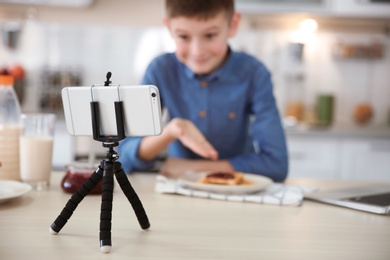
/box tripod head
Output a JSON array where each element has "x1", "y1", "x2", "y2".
[{"x1": 102, "y1": 141, "x2": 120, "y2": 162}]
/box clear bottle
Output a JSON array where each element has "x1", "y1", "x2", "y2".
[
  {"x1": 0, "y1": 73, "x2": 22, "y2": 180},
  {"x1": 283, "y1": 42, "x2": 306, "y2": 126}
]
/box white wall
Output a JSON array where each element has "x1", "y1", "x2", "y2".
[
  {"x1": 1, "y1": 0, "x2": 390, "y2": 126},
  {"x1": 231, "y1": 28, "x2": 390, "y2": 126},
  {"x1": 0, "y1": 0, "x2": 165, "y2": 27}
]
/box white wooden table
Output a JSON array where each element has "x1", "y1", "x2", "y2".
[{"x1": 0, "y1": 172, "x2": 389, "y2": 259}]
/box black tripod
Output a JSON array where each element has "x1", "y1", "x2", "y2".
[{"x1": 50, "y1": 73, "x2": 150, "y2": 253}]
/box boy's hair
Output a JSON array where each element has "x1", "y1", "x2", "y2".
[{"x1": 165, "y1": 0, "x2": 235, "y2": 21}]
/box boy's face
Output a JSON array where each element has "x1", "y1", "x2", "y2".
[{"x1": 165, "y1": 11, "x2": 240, "y2": 76}]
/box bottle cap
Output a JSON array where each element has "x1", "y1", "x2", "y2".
[{"x1": 0, "y1": 75, "x2": 14, "y2": 86}]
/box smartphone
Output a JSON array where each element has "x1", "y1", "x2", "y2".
[{"x1": 61, "y1": 85, "x2": 162, "y2": 137}]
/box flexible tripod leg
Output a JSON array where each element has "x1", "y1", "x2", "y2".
[
  {"x1": 114, "y1": 161, "x2": 150, "y2": 230},
  {"x1": 50, "y1": 163, "x2": 104, "y2": 234},
  {"x1": 99, "y1": 160, "x2": 114, "y2": 253}
]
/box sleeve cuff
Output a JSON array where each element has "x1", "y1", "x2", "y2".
[
  {"x1": 118, "y1": 137, "x2": 156, "y2": 173},
  {"x1": 228, "y1": 157, "x2": 249, "y2": 173}
]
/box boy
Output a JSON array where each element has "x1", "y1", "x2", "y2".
[{"x1": 118, "y1": 0, "x2": 288, "y2": 182}]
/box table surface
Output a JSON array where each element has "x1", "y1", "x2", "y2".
[{"x1": 1, "y1": 172, "x2": 389, "y2": 260}]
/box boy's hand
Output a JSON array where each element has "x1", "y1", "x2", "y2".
[
  {"x1": 160, "y1": 158, "x2": 195, "y2": 178},
  {"x1": 166, "y1": 118, "x2": 218, "y2": 160},
  {"x1": 160, "y1": 158, "x2": 235, "y2": 179}
]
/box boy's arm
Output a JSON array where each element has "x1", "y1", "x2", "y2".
[
  {"x1": 228, "y1": 67, "x2": 288, "y2": 182},
  {"x1": 118, "y1": 118, "x2": 219, "y2": 174}
]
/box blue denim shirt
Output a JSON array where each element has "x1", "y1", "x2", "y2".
[{"x1": 118, "y1": 50, "x2": 288, "y2": 182}]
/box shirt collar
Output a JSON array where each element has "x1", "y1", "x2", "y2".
[{"x1": 176, "y1": 47, "x2": 235, "y2": 82}]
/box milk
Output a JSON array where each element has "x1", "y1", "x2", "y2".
[
  {"x1": 19, "y1": 136, "x2": 53, "y2": 185},
  {"x1": 0, "y1": 125, "x2": 22, "y2": 180}
]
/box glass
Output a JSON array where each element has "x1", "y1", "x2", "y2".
[{"x1": 19, "y1": 113, "x2": 56, "y2": 190}]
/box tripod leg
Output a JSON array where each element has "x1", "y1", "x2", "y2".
[
  {"x1": 114, "y1": 161, "x2": 151, "y2": 230},
  {"x1": 99, "y1": 161, "x2": 114, "y2": 253},
  {"x1": 50, "y1": 163, "x2": 104, "y2": 234}
]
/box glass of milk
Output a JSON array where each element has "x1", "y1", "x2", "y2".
[{"x1": 19, "y1": 113, "x2": 56, "y2": 190}]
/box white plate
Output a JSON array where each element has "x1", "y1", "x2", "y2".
[
  {"x1": 0, "y1": 180, "x2": 32, "y2": 204},
  {"x1": 177, "y1": 171, "x2": 273, "y2": 195}
]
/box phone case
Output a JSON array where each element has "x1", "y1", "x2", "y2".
[{"x1": 62, "y1": 85, "x2": 162, "y2": 137}]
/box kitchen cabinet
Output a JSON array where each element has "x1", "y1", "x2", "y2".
[
  {"x1": 331, "y1": 0, "x2": 390, "y2": 18},
  {"x1": 52, "y1": 125, "x2": 108, "y2": 169},
  {"x1": 287, "y1": 136, "x2": 341, "y2": 179},
  {"x1": 236, "y1": 0, "x2": 390, "y2": 18},
  {"x1": 339, "y1": 138, "x2": 390, "y2": 181},
  {"x1": 236, "y1": 0, "x2": 330, "y2": 15},
  {"x1": 0, "y1": 0, "x2": 94, "y2": 7},
  {"x1": 286, "y1": 129, "x2": 390, "y2": 181},
  {"x1": 52, "y1": 120, "x2": 75, "y2": 170}
]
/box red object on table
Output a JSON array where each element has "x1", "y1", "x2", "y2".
[{"x1": 61, "y1": 164, "x2": 103, "y2": 194}]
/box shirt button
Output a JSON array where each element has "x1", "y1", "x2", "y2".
[
  {"x1": 199, "y1": 110, "x2": 207, "y2": 118},
  {"x1": 228, "y1": 112, "x2": 236, "y2": 119},
  {"x1": 200, "y1": 81, "x2": 208, "y2": 88}
]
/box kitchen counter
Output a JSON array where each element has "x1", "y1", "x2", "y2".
[{"x1": 285, "y1": 124, "x2": 390, "y2": 139}]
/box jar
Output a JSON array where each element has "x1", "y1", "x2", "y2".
[
  {"x1": 316, "y1": 94, "x2": 335, "y2": 126},
  {"x1": 61, "y1": 163, "x2": 103, "y2": 194},
  {"x1": 284, "y1": 73, "x2": 305, "y2": 124},
  {"x1": 0, "y1": 73, "x2": 22, "y2": 180}
]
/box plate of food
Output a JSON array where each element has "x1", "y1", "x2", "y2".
[
  {"x1": 0, "y1": 180, "x2": 32, "y2": 204},
  {"x1": 177, "y1": 171, "x2": 273, "y2": 195}
]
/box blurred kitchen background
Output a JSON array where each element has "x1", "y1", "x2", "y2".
[{"x1": 1, "y1": 0, "x2": 389, "y2": 180}]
